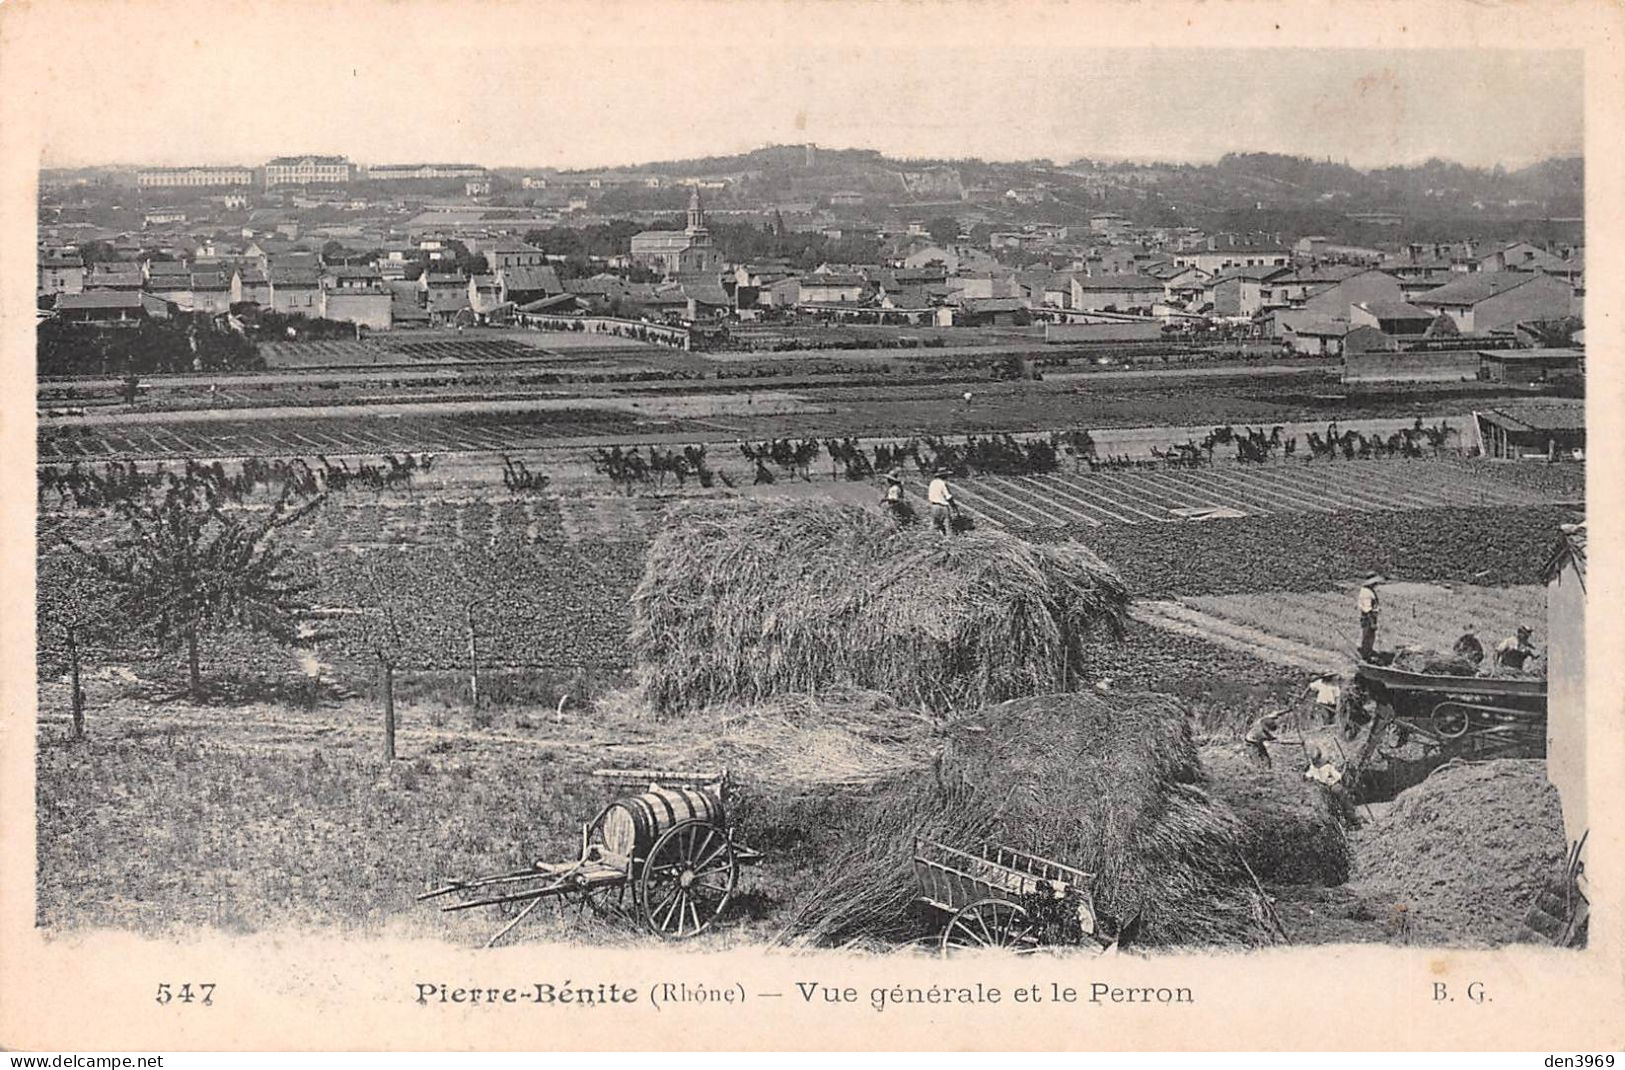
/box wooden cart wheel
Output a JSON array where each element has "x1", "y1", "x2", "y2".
[
  {"x1": 1433, "y1": 702, "x2": 1472, "y2": 740},
  {"x1": 940, "y1": 898, "x2": 1038, "y2": 955},
  {"x1": 639, "y1": 820, "x2": 737, "y2": 939}
]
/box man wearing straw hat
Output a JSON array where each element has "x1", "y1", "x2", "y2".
[
  {"x1": 881, "y1": 468, "x2": 910, "y2": 526},
  {"x1": 1356, "y1": 572, "x2": 1384, "y2": 659},
  {"x1": 926, "y1": 471, "x2": 958, "y2": 537}
]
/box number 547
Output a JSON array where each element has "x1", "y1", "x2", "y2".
[{"x1": 155, "y1": 983, "x2": 214, "y2": 1006}]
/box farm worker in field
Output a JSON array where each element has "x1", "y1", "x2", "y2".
[
  {"x1": 927, "y1": 473, "x2": 957, "y2": 536},
  {"x1": 1308, "y1": 675, "x2": 1341, "y2": 724},
  {"x1": 1453, "y1": 630, "x2": 1486, "y2": 667},
  {"x1": 1302, "y1": 744, "x2": 1358, "y2": 825},
  {"x1": 881, "y1": 469, "x2": 909, "y2": 525},
  {"x1": 1243, "y1": 711, "x2": 1284, "y2": 768},
  {"x1": 1493, "y1": 626, "x2": 1539, "y2": 673},
  {"x1": 1356, "y1": 573, "x2": 1384, "y2": 658}
]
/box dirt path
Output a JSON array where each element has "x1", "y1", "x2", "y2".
[{"x1": 1131, "y1": 601, "x2": 1347, "y2": 674}]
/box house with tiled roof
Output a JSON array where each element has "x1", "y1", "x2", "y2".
[
  {"x1": 1171, "y1": 245, "x2": 1291, "y2": 274},
  {"x1": 86, "y1": 264, "x2": 145, "y2": 291},
  {"x1": 1413, "y1": 272, "x2": 1575, "y2": 334},
  {"x1": 54, "y1": 290, "x2": 172, "y2": 326},
  {"x1": 497, "y1": 265, "x2": 563, "y2": 306},
  {"x1": 268, "y1": 266, "x2": 322, "y2": 316},
  {"x1": 231, "y1": 267, "x2": 272, "y2": 306},
  {"x1": 1474, "y1": 241, "x2": 1566, "y2": 275},
  {"x1": 1070, "y1": 273, "x2": 1164, "y2": 314},
  {"x1": 467, "y1": 274, "x2": 504, "y2": 314},
  {"x1": 1297, "y1": 268, "x2": 1405, "y2": 319},
  {"x1": 419, "y1": 271, "x2": 471, "y2": 318},
  {"x1": 38, "y1": 253, "x2": 85, "y2": 296},
  {"x1": 1348, "y1": 300, "x2": 1445, "y2": 339},
  {"x1": 797, "y1": 273, "x2": 869, "y2": 304},
  {"x1": 481, "y1": 239, "x2": 549, "y2": 272},
  {"x1": 323, "y1": 264, "x2": 384, "y2": 291},
  {"x1": 184, "y1": 272, "x2": 234, "y2": 314},
  {"x1": 1205, "y1": 265, "x2": 1291, "y2": 319}
]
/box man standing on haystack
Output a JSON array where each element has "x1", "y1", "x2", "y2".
[
  {"x1": 1356, "y1": 573, "x2": 1384, "y2": 658},
  {"x1": 927, "y1": 472, "x2": 957, "y2": 536}
]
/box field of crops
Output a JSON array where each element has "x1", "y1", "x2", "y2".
[
  {"x1": 37, "y1": 493, "x2": 660, "y2": 685},
  {"x1": 260, "y1": 331, "x2": 656, "y2": 371},
  {"x1": 1050, "y1": 503, "x2": 1577, "y2": 597},
  {"x1": 1135, "y1": 584, "x2": 1547, "y2": 674},
  {"x1": 951, "y1": 460, "x2": 1580, "y2": 529},
  {"x1": 38, "y1": 408, "x2": 713, "y2": 461},
  {"x1": 259, "y1": 340, "x2": 391, "y2": 367},
  {"x1": 383, "y1": 338, "x2": 553, "y2": 362}
]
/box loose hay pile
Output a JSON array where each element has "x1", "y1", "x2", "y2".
[
  {"x1": 630, "y1": 499, "x2": 1130, "y2": 714},
  {"x1": 1390, "y1": 648, "x2": 1480, "y2": 677},
  {"x1": 1357, "y1": 759, "x2": 1566, "y2": 946},
  {"x1": 1200, "y1": 743, "x2": 1352, "y2": 886},
  {"x1": 775, "y1": 692, "x2": 1273, "y2": 949},
  {"x1": 645, "y1": 686, "x2": 936, "y2": 794}
]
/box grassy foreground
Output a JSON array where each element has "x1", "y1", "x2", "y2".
[{"x1": 35, "y1": 686, "x2": 1409, "y2": 949}]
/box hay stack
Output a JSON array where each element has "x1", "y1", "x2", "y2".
[
  {"x1": 1200, "y1": 743, "x2": 1352, "y2": 886},
  {"x1": 776, "y1": 691, "x2": 1272, "y2": 949},
  {"x1": 630, "y1": 499, "x2": 1130, "y2": 714},
  {"x1": 1357, "y1": 758, "x2": 1565, "y2": 946}
]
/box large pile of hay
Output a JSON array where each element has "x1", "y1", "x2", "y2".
[
  {"x1": 630, "y1": 499, "x2": 1130, "y2": 714},
  {"x1": 1356, "y1": 759, "x2": 1566, "y2": 946},
  {"x1": 1200, "y1": 742, "x2": 1352, "y2": 886},
  {"x1": 775, "y1": 691, "x2": 1273, "y2": 949}
]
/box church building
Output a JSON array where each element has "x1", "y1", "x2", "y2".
[{"x1": 630, "y1": 188, "x2": 722, "y2": 277}]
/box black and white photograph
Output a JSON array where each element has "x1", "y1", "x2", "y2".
[{"x1": 1, "y1": 0, "x2": 1621, "y2": 1054}]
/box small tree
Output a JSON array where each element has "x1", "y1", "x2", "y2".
[
  {"x1": 74, "y1": 475, "x2": 322, "y2": 699},
  {"x1": 926, "y1": 216, "x2": 961, "y2": 245}
]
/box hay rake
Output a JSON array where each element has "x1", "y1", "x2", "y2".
[{"x1": 419, "y1": 768, "x2": 762, "y2": 947}]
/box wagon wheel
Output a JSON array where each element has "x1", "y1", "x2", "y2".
[
  {"x1": 1432, "y1": 701, "x2": 1473, "y2": 740},
  {"x1": 639, "y1": 820, "x2": 738, "y2": 939},
  {"x1": 940, "y1": 898, "x2": 1038, "y2": 956}
]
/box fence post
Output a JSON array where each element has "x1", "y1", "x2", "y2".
[
  {"x1": 67, "y1": 625, "x2": 84, "y2": 741},
  {"x1": 382, "y1": 657, "x2": 396, "y2": 760},
  {"x1": 465, "y1": 603, "x2": 480, "y2": 710}
]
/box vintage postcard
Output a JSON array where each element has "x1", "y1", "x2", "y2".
[{"x1": 1, "y1": 0, "x2": 1621, "y2": 1053}]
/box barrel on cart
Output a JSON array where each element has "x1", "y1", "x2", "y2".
[{"x1": 419, "y1": 769, "x2": 761, "y2": 947}]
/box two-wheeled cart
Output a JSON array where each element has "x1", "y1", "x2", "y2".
[
  {"x1": 419, "y1": 768, "x2": 761, "y2": 947},
  {"x1": 912, "y1": 837, "x2": 1111, "y2": 955}
]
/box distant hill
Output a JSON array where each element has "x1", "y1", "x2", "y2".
[{"x1": 550, "y1": 144, "x2": 1583, "y2": 235}]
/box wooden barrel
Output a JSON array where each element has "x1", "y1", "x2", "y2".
[{"x1": 598, "y1": 786, "x2": 723, "y2": 859}]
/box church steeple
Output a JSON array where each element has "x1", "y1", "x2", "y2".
[{"x1": 686, "y1": 186, "x2": 707, "y2": 235}]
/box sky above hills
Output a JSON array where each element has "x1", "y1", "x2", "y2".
[{"x1": 17, "y1": 3, "x2": 1583, "y2": 172}]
